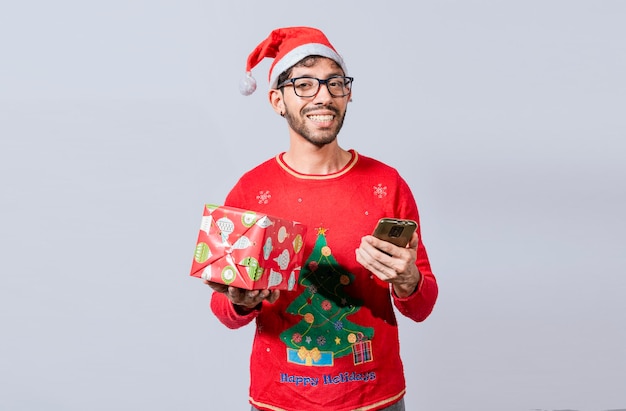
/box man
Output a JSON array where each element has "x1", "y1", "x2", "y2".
[{"x1": 206, "y1": 27, "x2": 438, "y2": 411}]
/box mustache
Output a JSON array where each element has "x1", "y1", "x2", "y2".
[{"x1": 302, "y1": 105, "x2": 339, "y2": 115}]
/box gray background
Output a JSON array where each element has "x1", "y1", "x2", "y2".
[{"x1": 1, "y1": 1, "x2": 625, "y2": 410}]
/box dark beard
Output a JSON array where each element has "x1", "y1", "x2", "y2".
[{"x1": 284, "y1": 105, "x2": 347, "y2": 147}]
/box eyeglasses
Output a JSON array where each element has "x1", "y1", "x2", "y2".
[{"x1": 278, "y1": 76, "x2": 354, "y2": 98}]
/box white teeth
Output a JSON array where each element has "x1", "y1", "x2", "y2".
[{"x1": 308, "y1": 115, "x2": 334, "y2": 122}]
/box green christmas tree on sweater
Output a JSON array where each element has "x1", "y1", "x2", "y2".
[{"x1": 280, "y1": 227, "x2": 374, "y2": 366}]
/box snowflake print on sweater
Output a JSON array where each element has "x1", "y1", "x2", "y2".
[
  {"x1": 257, "y1": 190, "x2": 271, "y2": 204},
  {"x1": 373, "y1": 184, "x2": 387, "y2": 198}
]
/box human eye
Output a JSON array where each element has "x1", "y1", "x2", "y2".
[
  {"x1": 327, "y1": 77, "x2": 345, "y2": 88},
  {"x1": 294, "y1": 78, "x2": 315, "y2": 91}
]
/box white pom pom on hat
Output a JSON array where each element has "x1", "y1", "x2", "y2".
[
  {"x1": 239, "y1": 26, "x2": 348, "y2": 96},
  {"x1": 239, "y1": 72, "x2": 257, "y2": 96}
]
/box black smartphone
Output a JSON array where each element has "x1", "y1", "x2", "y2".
[{"x1": 372, "y1": 218, "x2": 418, "y2": 248}]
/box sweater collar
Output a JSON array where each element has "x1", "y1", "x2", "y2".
[{"x1": 276, "y1": 149, "x2": 358, "y2": 180}]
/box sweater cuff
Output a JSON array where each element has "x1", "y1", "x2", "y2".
[
  {"x1": 392, "y1": 272, "x2": 424, "y2": 301},
  {"x1": 233, "y1": 302, "x2": 262, "y2": 316}
]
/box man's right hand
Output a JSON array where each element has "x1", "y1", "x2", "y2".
[{"x1": 204, "y1": 280, "x2": 280, "y2": 311}]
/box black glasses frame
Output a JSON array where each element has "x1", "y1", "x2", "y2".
[{"x1": 278, "y1": 76, "x2": 354, "y2": 98}]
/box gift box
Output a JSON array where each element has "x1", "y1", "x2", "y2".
[
  {"x1": 190, "y1": 204, "x2": 307, "y2": 290},
  {"x1": 352, "y1": 333, "x2": 373, "y2": 365}
]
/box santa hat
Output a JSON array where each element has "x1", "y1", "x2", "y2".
[{"x1": 239, "y1": 26, "x2": 348, "y2": 96}]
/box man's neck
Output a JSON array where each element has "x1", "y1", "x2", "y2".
[{"x1": 282, "y1": 143, "x2": 352, "y2": 175}]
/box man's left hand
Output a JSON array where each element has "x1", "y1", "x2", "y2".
[{"x1": 355, "y1": 231, "x2": 421, "y2": 298}]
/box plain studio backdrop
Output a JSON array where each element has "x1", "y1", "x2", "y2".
[{"x1": 1, "y1": 1, "x2": 624, "y2": 410}]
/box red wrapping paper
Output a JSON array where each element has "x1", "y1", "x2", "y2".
[{"x1": 190, "y1": 204, "x2": 307, "y2": 290}]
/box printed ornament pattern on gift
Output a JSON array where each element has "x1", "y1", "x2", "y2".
[{"x1": 190, "y1": 204, "x2": 307, "y2": 290}]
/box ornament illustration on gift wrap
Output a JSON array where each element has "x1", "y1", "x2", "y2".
[
  {"x1": 216, "y1": 216, "x2": 235, "y2": 243},
  {"x1": 277, "y1": 226, "x2": 289, "y2": 243},
  {"x1": 263, "y1": 237, "x2": 273, "y2": 260},
  {"x1": 292, "y1": 234, "x2": 303, "y2": 254},
  {"x1": 231, "y1": 235, "x2": 253, "y2": 250},
  {"x1": 194, "y1": 242, "x2": 211, "y2": 263},
  {"x1": 200, "y1": 266, "x2": 214, "y2": 281},
  {"x1": 288, "y1": 270, "x2": 297, "y2": 291},
  {"x1": 274, "y1": 249, "x2": 291, "y2": 270},
  {"x1": 256, "y1": 216, "x2": 273, "y2": 229},
  {"x1": 200, "y1": 215, "x2": 213, "y2": 235},
  {"x1": 240, "y1": 256, "x2": 263, "y2": 281},
  {"x1": 221, "y1": 265, "x2": 237, "y2": 284},
  {"x1": 268, "y1": 269, "x2": 283, "y2": 287},
  {"x1": 241, "y1": 211, "x2": 257, "y2": 227}
]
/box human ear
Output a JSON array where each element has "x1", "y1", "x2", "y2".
[{"x1": 269, "y1": 89, "x2": 285, "y2": 116}]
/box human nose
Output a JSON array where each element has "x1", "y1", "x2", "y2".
[{"x1": 311, "y1": 80, "x2": 333, "y2": 102}]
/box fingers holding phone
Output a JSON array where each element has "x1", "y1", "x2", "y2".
[
  {"x1": 369, "y1": 231, "x2": 419, "y2": 258},
  {"x1": 355, "y1": 218, "x2": 421, "y2": 296},
  {"x1": 372, "y1": 218, "x2": 418, "y2": 252}
]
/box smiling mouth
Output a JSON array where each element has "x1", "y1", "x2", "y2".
[{"x1": 307, "y1": 114, "x2": 334, "y2": 122}]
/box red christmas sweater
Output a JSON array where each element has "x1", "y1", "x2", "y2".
[{"x1": 210, "y1": 150, "x2": 438, "y2": 411}]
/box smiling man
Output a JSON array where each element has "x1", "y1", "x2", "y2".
[{"x1": 205, "y1": 27, "x2": 438, "y2": 411}]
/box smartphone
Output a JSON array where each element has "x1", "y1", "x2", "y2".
[{"x1": 372, "y1": 218, "x2": 418, "y2": 248}]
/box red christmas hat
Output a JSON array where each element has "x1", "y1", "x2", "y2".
[{"x1": 239, "y1": 26, "x2": 347, "y2": 96}]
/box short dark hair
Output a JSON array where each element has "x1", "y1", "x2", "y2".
[{"x1": 276, "y1": 55, "x2": 344, "y2": 89}]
